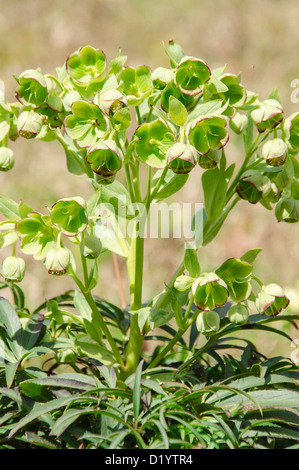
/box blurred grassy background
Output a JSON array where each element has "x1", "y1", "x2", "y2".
[{"x1": 0, "y1": 0, "x2": 299, "y2": 357}]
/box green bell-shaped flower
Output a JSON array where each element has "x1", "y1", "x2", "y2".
[
  {"x1": 197, "y1": 149, "x2": 221, "y2": 169},
  {"x1": 17, "y1": 110, "x2": 44, "y2": 139},
  {"x1": 15, "y1": 68, "x2": 48, "y2": 108},
  {"x1": 196, "y1": 310, "x2": 220, "y2": 335},
  {"x1": 256, "y1": 283, "x2": 289, "y2": 316},
  {"x1": 275, "y1": 196, "x2": 299, "y2": 223},
  {"x1": 228, "y1": 304, "x2": 249, "y2": 325},
  {"x1": 216, "y1": 257, "x2": 253, "y2": 303},
  {"x1": 66, "y1": 46, "x2": 106, "y2": 85},
  {"x1": 81, "y1": 233, "x2": 102, "y2": 259},
  {"x1": 175, "y1": 56, "x2": 211, "y2": 96},
  {"x1": 86, "y1": 139, "x2": 123, "y2": 177},
  {"x1": 166, "y1": 142, "x2": 197, "y2": 174},
  {"x1": 134, "y1": 119, "x2": 175, "y2": 168},
  {"x1": 120, "y1": 65, "x2": 152, "y2": 106},
  {"x1": 251, "y1": 99, "x2": 283, "y2": 133},
  {"x1": 64, "y1": 100, "x2": 107, "y2": 148},
  {"x1": 45, "y1": 246, "x2": 71, "y2": 275},
  {"x1": 16, "y1": 212, "x2": 56, "y2": 260},
  {"x1": 0, "y1": 148, "x2": 14, "y2": 172},
  {"x1": 236, "y1": 170, "x2": 265, "y2": 204},
  {"x1": 188, "y1": 115, "x2": 229, "y2": 155},
  {"x1": 50, "y1": 197, "x2": 88, "y2": 237},
  {"x1": 192, "y1": 272, "x2": 228, "y2": 311},
  {"x1": 2, "y1": 256, "x2": 25, "y2": 282},
  {"x1": 151, "y1": 67, "x2": 174, "y2": 91},
  {"x1": 262, "y1": 138, "x2": 287, "y2": 167}
]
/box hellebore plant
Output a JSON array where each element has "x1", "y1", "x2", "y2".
[{"x1": 0, "y1": 42, "x2": 298, "y2": 449}]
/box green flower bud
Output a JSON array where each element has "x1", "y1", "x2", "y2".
[
  {"x1": 45, "y1": 247, "x2": 71, "y2": 275},
  {"x1": 229, "y1": 113, "x2": 248, "y2": 134},
  {"x1": 262, "y1": 138, "x2": 287, "y2": 167},
  {"x1": 256, "y1": 283, "x2": 289, "y2": 317},
  {"x1": 86, "y1": 139, "x2": 123, "y2": 177},
  {"x1": 0, "y1": 148, "x2": 15, "y2": 172},
  {"x1": 81, "y1": 234, "x2": 102, "y2": 259},
  {"x1": 196, "y1": 310, "x2": 220, "y2": 335},
  {"x1": 228, "y1": 304, "x2": 249, "y2": 325},
  {"x1": 2, "y1": 256, "x2": 25, "y2": 282},
  {"x1": 166, "y1": 142, "x2": 197, "y2": 174},
  {"x1": 192, "y1": 272, "x2": 228, "y2": 311},
  {"x1": 17, "y1": 110, "x2": 43, "y2": 139}
]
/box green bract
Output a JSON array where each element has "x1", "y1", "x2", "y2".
[
  {"x1": 188, "y1": 115, "x2": 229, "y2": 155},
  {"x1": 66, "y1": 45, "x2": 106, "y2": 85},
  {"x1": 196, "y1": 310, "x2": 220, "y2": 335},
  {"x1": 1, "y1": 256, "x2": 25, "y2": 282},
  {"x1": 16, "y1": 212, "x2": 56, "y2": 260},
  {"x1": 0, "y1": 147, "x2": 14, "y2": 172},
  {"x1": 166, "y1": 142, "x2": 197, "y2": 174},
  {"x1": 64, "y1": 100, "x2": 107, "y2": 147},
  {"x1": 50, "y1": 197, "x2": 88, "y2": 237},
  {"x1": 120, "y1": 65, "x2": 152, "y2": 106},
  {"x1": 45, "y1": 246, "x2": 71, "y2": 275},
  {"x1": 86, "y1": 139, "x2": 123, "y2": 176},
  {"x1": 15, "y1": 69, "x2": 48, "y2": 108},
  {"x1": 256, "y1": 283, "x2": 290, "y2": 316},
  {"x1": 192, "y1": 272, "x2": 228, "y2": 311},
  {"x1": 135, "y1": 119, "x2": 175, "y2": 168},
  {"x1": 175, "y1": 56, "x2": 211, "y2": 96}
]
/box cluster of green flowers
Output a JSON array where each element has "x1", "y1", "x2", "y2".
[
  {"x1": 175, "y1": 253, "x2": 289, "y2": 334},
  {"x1": 0, "y1": 195, "x2": 101, "y2": 282},
  {"x1": 0, "y1": 42, "x2": 298, "y2": 218},
  {"x1": 0, "y1": 43, "x2": 298, "y2": 270}
]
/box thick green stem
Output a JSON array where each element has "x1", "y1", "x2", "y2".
[{"x1": 125, "y1": 225, "x2": 145, "y2": 374}]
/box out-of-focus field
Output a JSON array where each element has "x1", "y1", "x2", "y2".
[{"x1": 0, "y1": 0, "x2": 299, "y2": 358}]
